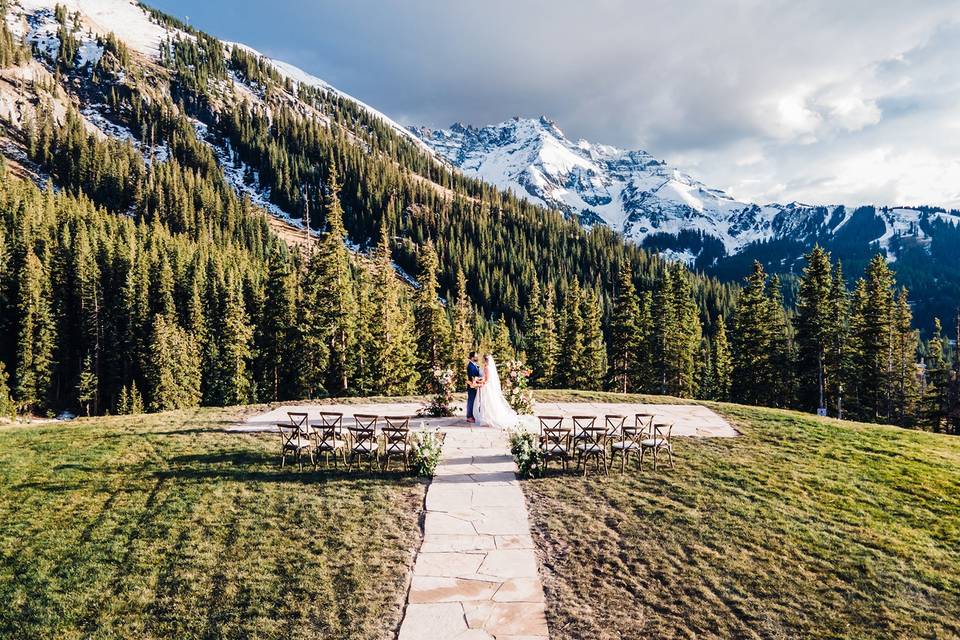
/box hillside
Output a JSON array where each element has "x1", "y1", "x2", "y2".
[
  {"x1": 0, "y1": 0, "x2": 743, "y2": 417},
  {"x1": 1, "y1": 395, "x2": 958, "y2": 638},
  {"x1": 414, "y1": 117, "x2": 960, "y2": 329},
  {"x1": 0, "y1": 0, "x2": 733, "y2": 325}
]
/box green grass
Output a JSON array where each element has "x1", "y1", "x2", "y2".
[
  {"x1": 521, "y1": 394, "x2": 960, "y2": 639},
  {"x1": 0, "y1": 407, "x2": 426, "y2": 640}
]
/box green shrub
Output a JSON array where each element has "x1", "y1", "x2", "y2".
[
  {"x1": 410, "y1": 429, "x2": 444, "y2": 477},
  {"x1": 509, "y1": 429, "x2": 542, "y2": 478}
]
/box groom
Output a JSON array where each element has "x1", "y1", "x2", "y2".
[{"x1": 466, "y1": 351, "x2": 484, "y2": 423}]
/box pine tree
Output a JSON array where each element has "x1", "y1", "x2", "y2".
[
  {"x1": 76, "y1": 354, "x2": 97, "y2": 416},
  {"x1": 490, "y1": 317, "x2": 514, "y2": 366},
  {"x1": 128, "y1": 379, "x2": 144, "y2": 414},
  {"x1": 116, "y1": 383, "x2": 131, "y2": 415},
  {"x1": 794, "y1": 246, "x2": 834, "y2": 412},
  {"x1": 652, "y1": 268, "x2": 676, "y2": 395},
  {"x1": 581, "y1": 286, "x2": 607, "y2": 392},
  {"x1": 450, "y1": 268, "x2": 474, "y2": 389},
  {"x1": 351, "y1": 266, "x2": 376, "y2": 396},
  {"x1": 636, "y1": 290, "x2": 655, "y2": 392},
  {"x1": 608, "y1": 267, "x2": 641, "y2": 393},
  {"x1": 948, "y1": 313, "x2": 960, "y2": 434},
  {"x1": 309, "y1": 168, "x2": 355, "y2": 394},
  {"x1": 525, "y1": 279, "x2": 558, "y2": 388},
  {"x1": 558, "y1": 282, "x2": 585, "y2": 388},
  {"x1": 414, "y1": 241, "x2": 452, "y2": 391},
  {"x1": 848, "y1": 255, "x2": 895, "y2": 421},
  {"x1": 217, "y1": 279, "x2": 254, "y2": 406},
  {"x1": 146, "y1": 314, "x2": 201, "y2": 412},
  {"x1": 825, "y1": 262, "x2": 850, "y2": 418},
  {"x1": 15, "y1": 249, "x2": 56, "y2": 414},
  {"x1": 923, "y1": 317, "x2": 947, "y2": 431},
  {"x1": 368, "y1": 224, "x2": 419, "y2": 395},
  {"x1": 666, "y1": 264, "x2": 701, "y2": 398},
  {"x1": 711, "y1": 314, "x2": 732, "y2": 401},
  {"x1": 767, "y1": 275, "x2": 794, "y2": 407},
  {"x1": 891, "y1": 288, "x2": 919, "y2": 425},
  {"x1": 0, "y1": 361, "x2": 14, "y2": 418},
  {"x1": 258, "y1": 248, "x2": 300, "y2": 400},
  {"x1": 732, "y1": 261, "x2": 775, "y2": 407}
]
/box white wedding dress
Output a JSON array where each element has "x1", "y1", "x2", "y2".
[{"x1": 475, "y1": 356, "x2": 519, "y2": 428}]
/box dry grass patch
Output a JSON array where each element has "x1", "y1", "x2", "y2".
[
  {"x1": 521, "y1": 395, "x2": 960, "y2": 639},
  {"x1": 0, "y1": 406, "x2": 426, "y2": 640}
]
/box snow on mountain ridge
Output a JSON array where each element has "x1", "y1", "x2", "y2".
[
  {"x1": 411, "y1": 116, "x2": 960, "y2": 262},
  {"x1": 412, "y1": 116, "x2": 774, "y2": 254}
]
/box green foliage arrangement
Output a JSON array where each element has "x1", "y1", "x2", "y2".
[
  {"x1": 410, "y1": 429, "x2": 444, "y2": 478},
  {"x1": 508, "y1": 429, "x2": 542, "y2": 479}
]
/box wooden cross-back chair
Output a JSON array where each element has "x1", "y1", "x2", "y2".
[
  {"x1": 315, "y1": 412, "x2": 346, "y2": 467},
  {"x1": 604, "y1": 414, "x2": 627, "y2": 438},
  {"x1": 538, "y1": 416, "x2": 571, "y2": 473},
  {"x1": 609, "y1": 415, "x2": 645, "y2": 473},
  {"x1": 278, "y1": 412, "x2": 314, "y2": 470},
  {"x1": 634, "y1": 413, "x2": 655, "y2": 437},
  {"x1": 348, "y1": 414, "x2": 380, "y2": 471},
  {"x1": 640, "y1": 421, "x2": 674, "y2": 470},
  {"x1": 381, "y1": 416, "x2": 411, "y2": 471},
  {"x1": 572, "y1": 416, "x2": 608, "y2": 476}
]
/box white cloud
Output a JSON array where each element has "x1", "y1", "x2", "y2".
[{"x1": 154, "y1": 0, "x2": 960, "y2": 208}]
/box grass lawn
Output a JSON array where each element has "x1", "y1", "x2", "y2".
[
  {"x1": 521, "y1": 394, "x2": 960, "y2": 639},
  {"x1": 0, "y1": 406, "x2": 426, "y2": 640}
]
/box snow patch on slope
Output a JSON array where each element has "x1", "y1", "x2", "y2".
[{"x1": 18, "y1": 0, "x2": 169, "y2": 57}]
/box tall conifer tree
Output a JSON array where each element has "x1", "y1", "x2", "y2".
[
  {"x1": 608, "y1": 267, "x2": 641, "y2": 393},
  {"x1": 414, "y1": 241, "x2": 452, "y2": 391},
  {"x1": 581, "y1": 285, "x2": 607, "y2": 392},
  {"x1": 794, "y1": 246, "x2": 834, "y2": 412}
]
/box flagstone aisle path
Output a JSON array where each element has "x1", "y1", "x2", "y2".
[{"x1": 398, "y1": 427, "x2": 549, "y2": 640}]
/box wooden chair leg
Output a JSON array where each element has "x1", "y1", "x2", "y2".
[{"x1": 668, "y1": 446, "x2": 674, "y2": 469}]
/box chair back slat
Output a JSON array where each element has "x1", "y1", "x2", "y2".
[
  {"x1": 604, "y1": 414, "x2": 627, "y2": 437},
  {"x1": 572, "y1": 415, "x2": 596, "y2": 441},
  {"x1": 287, "y1": 412, "x2": 308, "y2": 427},
  {"x1": 537, "y1": 416, "x2": 563, "y2": 436},
  {"x1": 635, "y1": 413, "x2": 655, "y2": 436},
  {"x1": 352, "y1": 414, "x2": 378, "y2": 432},
  {"x1": 382, "y1": 416, "x2": 411, "y2": 444},
  {"x1": 541, "y1": 426, "x2": 570, "y2": 449},
  {"x1": 316, "y1": 412, "x2": 343, "y2": 441},
  {"x1": 652, "y1": 421, "x2": 673, "y2": 442},
  {"x1": 277, "y1": 422, "x2": 300, "y2": 447}
]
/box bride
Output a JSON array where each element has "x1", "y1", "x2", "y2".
[{"x1": 475, "y1": 355, "x2": 519, "y2": 428}]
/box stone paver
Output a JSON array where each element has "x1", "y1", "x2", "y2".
[
  {"x1": 232, "y1": 401, "x2": 737, "y2": 437},
  {"x1": 398, "y1": 427, "x2": 549, "y2": 640}
]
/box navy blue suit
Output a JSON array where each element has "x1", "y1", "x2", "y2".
[{"x1": 466, "y1": 361, "x2": 481, "y2": 418}]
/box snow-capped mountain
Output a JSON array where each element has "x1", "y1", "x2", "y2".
[{"x1": 412, "y1": 117, "x2": 960, "y2": 266}]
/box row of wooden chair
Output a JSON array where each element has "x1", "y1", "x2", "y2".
[
  {"x1": 537, "y1": 413, "x2": 674, "y2": 476},
  {"x1": 277, "y1": 412, "x2": 414, "y2": 471}
]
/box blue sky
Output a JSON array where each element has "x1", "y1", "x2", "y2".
[{"x1": 147, "y1": 0, "x2": 960, "y2": 208}]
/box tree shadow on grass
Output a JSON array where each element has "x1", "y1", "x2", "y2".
[{"x1": 153, "y1": 450, "x2": 422, "y2": 485}]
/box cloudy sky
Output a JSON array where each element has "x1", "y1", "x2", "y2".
[{"x1": 150, "y1": 0, "x2": 960, "y2": 208}]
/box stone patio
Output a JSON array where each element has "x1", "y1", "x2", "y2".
[
  {"x1": 230, "y1": 401, "x2": 738, "y2": 438},
  {"x1": 398, "y1": 427, "x2": 549, "y2": 640}
]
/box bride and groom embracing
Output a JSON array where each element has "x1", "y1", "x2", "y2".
[{"x1": 465, "y1": 351, "x2": 518, "y2": 428}]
